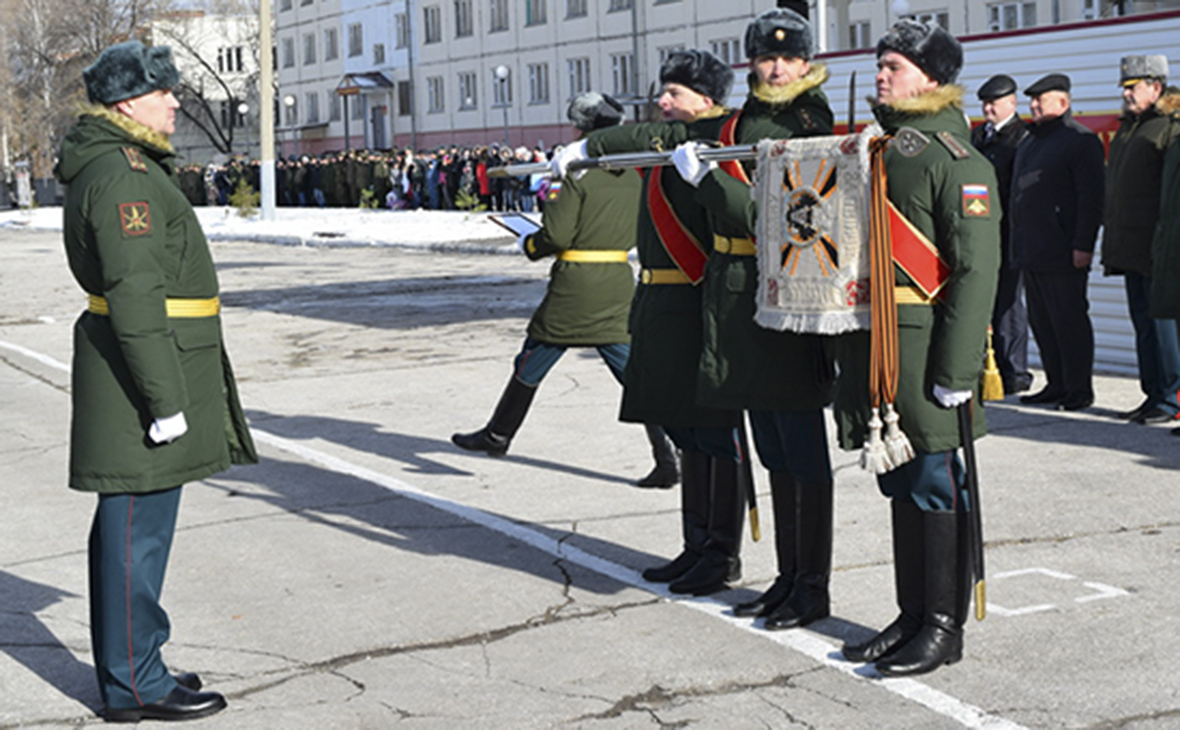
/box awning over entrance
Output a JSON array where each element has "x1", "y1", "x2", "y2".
[{"x1": 336, "y1": 72, "x2": 394, "y2": 96}]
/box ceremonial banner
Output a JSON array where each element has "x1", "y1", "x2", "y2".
[{"x1": 753, "y1": 125, "x2": 881, "y2": 334}]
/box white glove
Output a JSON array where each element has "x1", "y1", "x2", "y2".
[
  {"x1": 149, "y1": 412, "x2": 188, "y2": 444},
  {"x1": 933, "y1": 385, "x2": 973, "y2": 409},
  {"x1": 671, "y1": 142, "x2": 716, "y2": 187},
  {"x1": 550, "y1": 140, "x2": 588, "y2": 179}
]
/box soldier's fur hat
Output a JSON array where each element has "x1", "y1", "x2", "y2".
[
  {"x1": 876, "y1": 20, "x2": 962, "y2": 86},
  {"x1": 744, "y1": 8, "x2": 814, "y2": 61},
  {"x1": 660, "y1": 50, "x2": 734, "y2": 106},
  {"x1": 567, "y1": 92, "x2": 625, "y2": 132},
  {"x1": 1120, "y1": 55, "x2": 1169, "y2": 87},
  {"x1": 84, "y1": 41, "x2": 181, "y2": 105}
]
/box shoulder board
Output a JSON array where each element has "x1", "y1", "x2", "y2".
[
  {"x1": 892, "y1": 127, "x2": 930, "y2": 157},
  {"x1": 122, "y1": 147, "x2": 149, "y2": 173},
  {"x1": 796, "y1": 107, "x2": 819, "y2": 132},
  {"x1": 935, "y1": 131, "x2": 972, "y2": 160}
]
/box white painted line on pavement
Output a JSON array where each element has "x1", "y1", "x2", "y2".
[{"x1": 1, "y1": 338, "x2": 1026, "y2": 730}]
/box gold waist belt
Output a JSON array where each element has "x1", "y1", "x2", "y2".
[
  {"x1": 557, "y1": 250, "x2": 629, "y2": 263},
  {"x1": 894, "y1": 286, "x2": 935, "y2": 306},
  {"x1": 639, "y1": 268, "x2": 692, "y2": 285},
  {"x1": 713, "y1": 235, "x2": 757, "y2": 256},
  {"x1": 88, "y1": 294, "x2": 221, "y2": 318}
]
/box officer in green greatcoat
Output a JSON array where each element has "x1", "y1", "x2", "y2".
[
  {"x1": 835, "y1": 21, "x2": 1000, "y2": 677},
  {"x1": 665, "y1": 8, "x2": 837, "y2": 631},
  {"x1": 554, "y1": 52, "x2": 747, "y2": 596},
  {"x1": 452, "y1": 93, "x2": 679, "y2": 487},
  {"x1": 54, "y1": 40, "x2": 257, "y2": 722}
]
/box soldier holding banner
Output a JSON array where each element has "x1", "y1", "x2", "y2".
[{"x1": 833, "y1": 21, "x2": 1000, "y2": 677}]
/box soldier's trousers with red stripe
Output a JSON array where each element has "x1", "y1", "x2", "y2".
[{"x1": 88, "y1": 487, "x2": 183, "y2": 710}]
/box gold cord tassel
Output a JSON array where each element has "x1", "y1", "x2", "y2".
[
  {"x1": 981, "y1": 328, "x2": 1004, "y2": 402},
  {"x1": 860, "y1": 406, "x2": 892, "y2": 474}
]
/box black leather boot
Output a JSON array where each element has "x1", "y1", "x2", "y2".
[
  {"x1": 733, "y1": 471, "x2": 797, "y2": 618},
  {"x1": 843, "y1": 500, "x2": 924, "y2": 662},
  {"x1": 876, "y1": 510, "x2": 965, "y2": 677},
  {"x1": 764, "y1": 477, "x2": 833, "y2": 630},
  {"x1": 451, "y1": 378, "x2": 537, "y2": 456},
  {"x1": 643, "y1": 449, "x2": 710, "y2": 582},
  {"x1": 669, "y1": 455, "x2": 743, "y2": 595},
  {"x1": 635, "y1": 424, "x2": 680, "y2": 489}
]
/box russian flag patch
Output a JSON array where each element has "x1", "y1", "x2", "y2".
[{"x1": 961, "y1": 184, "x2": 991, "y2": 217}]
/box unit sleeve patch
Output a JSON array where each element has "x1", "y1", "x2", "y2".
[
  {"x1": 119, "y1": 202, "x2": 152, "y2": 236},
  {"x1": 961, "y1": 184, "x2": 991, "y2": 217}
]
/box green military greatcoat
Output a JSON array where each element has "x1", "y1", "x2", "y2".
[
  {"x1": 524, "y1": 167, "x2": 641, "y2": 345},
  {"x1": 833, "y1": 86, "x2": 1000, "y2": 454},
  {"x1": 55, "y1": 107, "x2": 257, "y2": 493}
]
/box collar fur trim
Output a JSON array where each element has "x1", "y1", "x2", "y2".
[
  {"x1": 751, "y1": 63, "x2": 829, "y2": 107},
  {"x1": 81, "y1": 103, "x2": 174, "y2": 154},
  {"x1": 1157, "y1": 93, "x2": 1180, "y2": 115},
  {"x1": 875, "y1": 84, "x2": 964, "y2": 115},
  {"x1": 692, "y1": 105, "x2": 731, "y2": 122}
]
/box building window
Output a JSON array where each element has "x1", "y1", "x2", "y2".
[
  {"x1": 986, "y1": 1, "x2": 1037, "y2": 30},
  {"x1": 351, "y1": 94, "x2": 365, "y2": 120},
  {"x1": 329, "y1": 94, "x2": 341, "y2": 121},
  {"x1": 489, "y1": 0, "x2": 509, "y2": 32},
  {"x1": 459, "y1": 72, "x2": 478, "y2": 109},
  {"x1": 300, "y1": 0, "x2": 312, "y2": 7},
  {"x1": 528, "y1": 62, "x2": 550, "y2": 104},
  {"x1": 708, "y1": 38, "x2": 740, "y2": 65},
  {"x1": 492, "y1": 68, "x2": 512, "y2": 105},
  {"x1": 217, "y1": 47, "x2": 244, "y2": 74},
  {"x1": 566, "y1": 0, "x2": 586, "y2": 17},
  {"x1": 284, "y1": 96, "x2": 298, "y2": 126},
  {"x1": 848, "y1": 21, "x2": 871, "y2": 49},
  {"x1": 305, "y1": 92, "x2": 320, "y2": 123},
  {"x1": 654, "y1": 0, "x2": 680, "y2": 4},
  {"x1": 608, "y1": 0, "x2": 632, "y2": 10},
  {"x1": 901, "y1": 11, "x2": 950, "y2": 29},
  {"x1": 567, "y1": 57, "x2": 590, "y2": 98},
  {"x1": 281, "y1": 37, "x2": 295, "y2": 68},
  {"x1": 428, "y1": 76, "x2": 445, "y2": 113},
  {"x1": 347, "y1": 23, "x2": 363, "y2": 57},
  {"x1": 455, "y1": 0, "x2": 473, "y2": 36},
  {"x1": 658, "y1": 45, "x2": 686, "y2": 65},
  {"x1": 279, "y1": 0, "x2": 291, "y2": 10},
  {"x1": 611, "y1": 52, "x2": 635, "y2": 96},
  {"x1": 324, "y1": 28, "x2": 338, "y2": 61},
  {"x1": 424, "y1": 5, "x2": 442, "y2": 43},
  {"x1": 373, "y1": 43, "x2": 385, "y2": 65},
  {"x1": 302, "y1": 32, "x2": 316, "y2": 65},
  {"x1": 526, "y1": 0, "x2": 547, "y2": 25},
  {"x1": 395, "y1": 14, "x2": 409, "y2": 48},
  {"x1": 398, "y1": 81, "x2": 413, "y2": 116}
]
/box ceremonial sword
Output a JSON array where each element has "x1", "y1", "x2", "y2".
[
  {"x1": 957, "y1": 400, "x2": 987, "y2": 621},
  {"x1": 487, "y1": 144, "x2": 759, "y2": 179}
]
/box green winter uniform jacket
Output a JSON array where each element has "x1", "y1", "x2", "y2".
[
  {"x1": 55, "y1": 107, "x2": 257, "y2": 493},
  {"x1": 523, "y1": 167, "x2": 641, "y2": 345},
  {"x1": 833, "y1": 86, "x2": 1000, "y2": 454},
  {"x1": 587, "y1": 109, "x2": 739, "y2": 428},
  {"x1": 1103, "y1": 98, "x2": 1180, "y2": 277},
  {"x1": 1150, "y1": 95, "x2": 1180, "y2": 318}
]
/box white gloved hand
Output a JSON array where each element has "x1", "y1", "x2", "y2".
[
  {"x1": 932, "y1": 385, "x2": 972, "y2": 409},
  {"x1": 550, "y1": 140, "x2": 588, "y2": 179},
  {"x1": 671, "y1": 142, "x2": 716, "y2": 188},
  {"x1": 148, "y1": 412, "x2": 188, "y2": 444}
]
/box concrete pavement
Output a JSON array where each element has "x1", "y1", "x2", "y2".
[{"x1": 1, "y1": 227, "x2": 1177, "y2": 729}]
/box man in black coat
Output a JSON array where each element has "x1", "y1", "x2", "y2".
[
  {"x1": 1009, "y1": 73, "x2": 1105, "y2": 411},
  {"x1": 972, "y1": 74, "x2": 1033, "y2": 395}
]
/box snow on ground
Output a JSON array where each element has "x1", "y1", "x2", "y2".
[{"x1": 0, "y1": 206, "x2": 520, "y2": 251}]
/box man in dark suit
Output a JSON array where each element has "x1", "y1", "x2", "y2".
[{"x1": 972, "y1": 74, "x2": 1033, "y2": 396}]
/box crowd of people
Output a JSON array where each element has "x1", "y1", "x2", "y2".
[{"x1": 176, "y1": 144, "x2": 552, "y2": 213}]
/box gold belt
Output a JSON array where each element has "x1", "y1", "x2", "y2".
[
  {"x1": 639, "y1": 268, "x2": 692, "y2": 285},
  {"x1": 894, "y1": 286, "x2": 935, "y2": 306},
  {"x1": 713, "y1": 235, "x2": 756, "y2": 256},
  {"x1": 557, "y1": 250, "x2": 629, "y2": 263},
  {"x1": 88, "y1": 294, "x2": 221, "y2": 318}
]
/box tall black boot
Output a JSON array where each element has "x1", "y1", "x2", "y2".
[
  {"x1": 733, "y1": 471, "x2": 797, "y2": 618},
  {"x1": 451, "y1": 378, "x2": 537, "y2": 456},
  {"x1": 642, "y1": 450, "x2": 710, "y2": 583},
  {"x1": 876, "y1": 510, "x2": 965, "y2": 676},
  {"x1": 843, "y1": 500, "x2": 924, "y2": 662},
  {"x1": 635, "y1": 424, "x2": 680, "y2": 489},
  {"x1": 764, "y1": 477, "x2": 833, "y2": 629},
  {"x1": 669, "y1": 456, "x2": 744, "y2": 595}
]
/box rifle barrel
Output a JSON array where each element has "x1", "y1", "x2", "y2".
[{"x1": 488, "y1": 144, "x2": 759, "y2": 178}]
